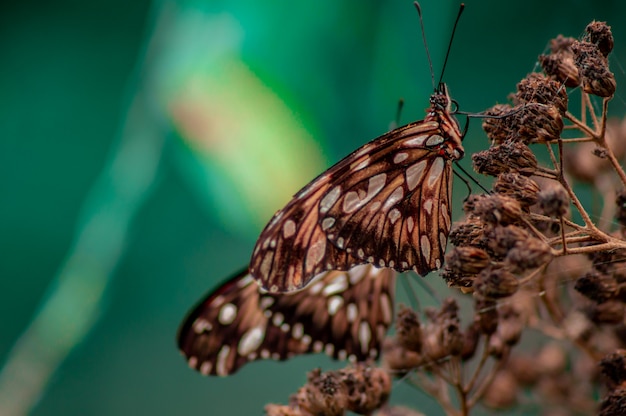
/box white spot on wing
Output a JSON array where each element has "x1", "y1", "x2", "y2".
[
  {"x1": 283, "y1": 220, "x2": 296, "y2": 239},
  {"x1": 383, "y1": 186, "x2": 404, "y2": 209},
  {"x1": 237, "y1": 274, "x2": 254, "y2": 288},
  {"x1": 320, "y1": 186, "x2": 341, "y2": 214},
  {"x1": 238, "y1": 326, "x2": 265, "y2": 356},
  {"x1": 380, "y1": 294, "x2": 393, "y2": 324},
  {"x1": 260, "y1": 296, "x2": 274, "y2": 310},
  {"x1": 404, "y1": 134, "x2": 428, "y2": 147},
  {"x1": 367, "y1": 173, "x2": 387, "y2": 199},
  {"x1": 407, "y1": 217, "x2": 414, "y2": 233},
  {"x1": 393, "y1": 152, "x2": 409, "y2": 164},
  {"x1": 428, "y1": 158, "x2": 445, "y2": 186},
  {"x1": 425, "y1": 134, "x2": 444, "y2": 146},
  {"x1": 423, "y1": 199, "x2": 433, "y2": 214},
  {"x1": 323, "y1": 273, "x2": 348, "y2": 296},
  {"x1": 388, "y1": 208, "x2": 401, "y2": 224},
  {"x1": 406, "y1": 160, "x2": 427, "y2": 191},
  {"x1": 358, "y1": 322, "x2": 372, "y2": 353},
  {"x1": 347, "y1": 303, "x2": 358, "y2": 322},
  {"x1": 216, "y1": 346, "x2": 231, "y2": 376},
  {"x1": 272, "y1": 312, "x2": 284, "y2": 326},
  {"x1": 328, "y1": 295, "x2": 344, "y2": 316},
  {"x1": 421, "y1": 235, "x2": 431, "y2": 262},
  {"x1": 193, "y1": 318, "x2": 212, "y2": 334},
  {"x1": 293, "y1": 323, "x2": 304, "y2": 339},
  {"x1": 200, "y1": 361, "x2": 212, "y2": 375},
  {"x1": 306, "y1": 238, "x2": 326, "y2": 272},
  {"x1": 218, "y1": 303, "x2": 237, "y2": 325},
  {"x1": 322, "y1": 217, "x2": 335, "y2": 230}
]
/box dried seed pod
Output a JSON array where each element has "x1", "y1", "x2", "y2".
[
  {"x1": 495, "y1": 304, "x2": 524, "y2": 346},
  {"x1": 599, "y1": 385, "x2": 626, "y2": 416},
  {"x1": 482, "y1": 103, "x2": 515, "y2": 143},
  {"x1": 461, "y1": 321, "x2": 481, "y2": 361},
  {"x1": 516, "y1": 103, "x2": 564, "y2": 143},
  {"x1": 537, "y1": 343, "x2": 567, "y2": 376},
  {"x1": 585, "y1": 21, "x2": 614, "y2": 57},
  {"x1": 508, "y1": 354, "x2": 542, "y2": 386},
  {"x1": 423, "y1": 299, "x2": 463, "y2": 360},
  {"x1": 494, "y1": 172, "x2": 540, "y2": 208},
  {"x1": 475, "y1": 266, "x2": 520, "y2": 299},
  {"x1": 472, "y1": 140, "x2": 538, "y2": 177},
  {"x1": 474, "y1": 296, "x2": 498, "y2": 335},
  {"x1": 486, "y1": 225, "x2": 530, "y2": 259},
  {"x1": 572, "y1": 41, "x2": 616, "y2": 97},
  {"x1": 445, "y1": 246, "x2": 491, "y2": 275},
  {"x1": 600, "y1": 350, "x2": 626, "y2": 386},
  {"x1": 265, "y1": 404, "x2": 302, "y2": 416},
  {"x1": 586, "y1": 300, "x2": 625, "y2": 324},
  {"x1": 339, "y1": 364, "x2": 391, "y2": 415},
  {"x1": 440, "y1": 266, "x2": 476, "y2": 291},
  {"x1": 575, "y1": 271, "x2": 617, "y2": 303},
  {"x1": 473, "y1": 195, "x2": 524, "y2": 226},
  {"x1": 381, "y1": 338, "x2": 423, "y2": 374},
  {"x1": 514, "y1": 72, "x2": 568, "y2": 114},
  {"x1": 539, "y1": 36, "x2": 580, "y2": 87},
  {"x1": 483, "y1": 370, "x2": 518, "y2": 409},
  {"x1": 395, "y1": 306, "x2": 422, "y2": 352},
  {"x1": 297, "y1": 369, "x2": 348, "y2": 416},
  {"x1": 505, "y1": 236, "x2": 553, "y2": 273},
  {"x1": 449, "y1": 217, "x2": 486, "y2": 248},
  {"x1": 538, "y1": 182, "x2": 570, "y2": 217}
]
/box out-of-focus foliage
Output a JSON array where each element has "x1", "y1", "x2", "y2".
[{"x1": 0, "y1": 0, "x2": 624, "y2": 415}]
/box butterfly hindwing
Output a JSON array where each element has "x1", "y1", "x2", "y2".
[{"x1": 178, "y1": 264, "x2": 396, "y2": 376}]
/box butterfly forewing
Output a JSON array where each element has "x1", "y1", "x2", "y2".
[
  {"x1": 250, "y1": 85, "x2": 464, "y2": 292},
  {"x1": 178, "y1": 264, "x2": 396, "y2": 376}
]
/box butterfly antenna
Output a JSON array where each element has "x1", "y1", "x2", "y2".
[
  {"x1": 413, "y1": 2, "x2": 435, "y2": 90},
  {"x1": 438, "y1": 3, "x2": 465, "y2": 87}
]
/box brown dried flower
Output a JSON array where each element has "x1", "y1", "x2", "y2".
[
  {"x1": 493, "y1": 172, "x2": 540, "y2": 208},
  {"x1": 472, "y1": 140, "x2": 538, "y2": 176}
]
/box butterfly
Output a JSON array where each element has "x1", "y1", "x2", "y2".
[
  {"x1": 177, "y1": 264, "x2": 396, "y2": 376},
  {"x1": 249, "y1": 83, "x2": 465, "y2": 293}
]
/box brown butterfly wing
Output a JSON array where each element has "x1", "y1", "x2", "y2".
[
  {"x1": 250, "y1": 96, "x2": 462, "y2": 293},
  {"x1": 177, "y1": 265, "x2": 396, "y2": 376}
]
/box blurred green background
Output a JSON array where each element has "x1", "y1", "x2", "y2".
[{"x1": 1, "y1": 0, "x2": 625, "y2": 415}]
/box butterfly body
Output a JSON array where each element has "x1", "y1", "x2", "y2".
[
  {"x1": 250, "y1": 84, "x2": 464, "y2": 293},
  {"x1": 178, "y1": 265, "x2": 396, "y2": 376}
]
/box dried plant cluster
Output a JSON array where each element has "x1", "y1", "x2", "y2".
[{"x1": 265, "y1": 21, "x2": 626, "y2": 416}]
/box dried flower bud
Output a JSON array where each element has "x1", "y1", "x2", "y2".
[
  {"x1": 516, "y1": 103, "x2": 564, "y2": 143},
  {"x1": 599, "y1": 385, "x2": 626, "y2": 416},
  {"x1": 381, "y1": 338, "x2": 423, "y2": 374},
  {"x1": 541, "y1": 35, "x2": 580, "y2": 87},
  {"x1": 483, "y1": 370, "x2": 518, "y2": 409},
  {"x1": 505, "y1": 236, "x2": 553, "y2": 273},
  {"x1": 423, "y1": 299, "x2": 463, "y2": 360},
  {"x1": 585, "y1": 300, "x2": 625, "y2": 324},
  {"x1": 449, "y1": 217, "x2": 486, "y2": 248},
  {"x1": 339, "y1": 365, "x2": 391, "y2": 414},
  {"x1": 537, "y1": 343, "x2": 567, "y2": 376},
  {"x1": 473, "y1": 195, "x2": 524, "y2": 227},
  {"x1": 395, "y1": 306, "x2": 422, "y2": 352},
  {"x1": 485, "y1": 224, "x2": 530, "y2": 259},
  {"x1": 514, "y1": 72, "x2": 568, "y2": 114},
  {"x1": 472, "y1": 140, "x2": 538, "y2": 177},
  {"x1": 600, "y1": 350, "x2": 626, "y2": 386},
  {"x1": 474, "y1": 296, "x2": 498, "y2": 335},
  {"x1": 440, "y1": 266, "x2": 475, "y2": 291},
  {"x1": 445, "y1": 246, "x2": 490, "y2": 275},
  {"x1": 482, "y1": 104, "x2": 514, "y2": 143},
  {"x1": 585, "y1": 21, "x2": 614, "y2": 57},
  {"x1": 296, "y1": 369, "x2": 347, "y2": 416},
  {"x1": 508, "y1": 354, "x2": 542, "y2": 386},
  {"x1": 494, "y1": 172, "x2": 540, "y2": 208},
  {"x1": 474, "y1": 266, "x2": 519, "y2": 299},
  {"x1": 538, "y1": 182, "x2": 570, "y2": 217},
  {"x1": 265, "y1": 404, "x2": 302, "y2": 416},
  {"x1": 575, "y1": 271, "x2": 617, "y2": 303},
  {"x1": 461, "y1": 321, "x2": 481, "y2": 361},
  {"x1": 572, "y1": 41, "x2": 616, "y2": 97}
]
